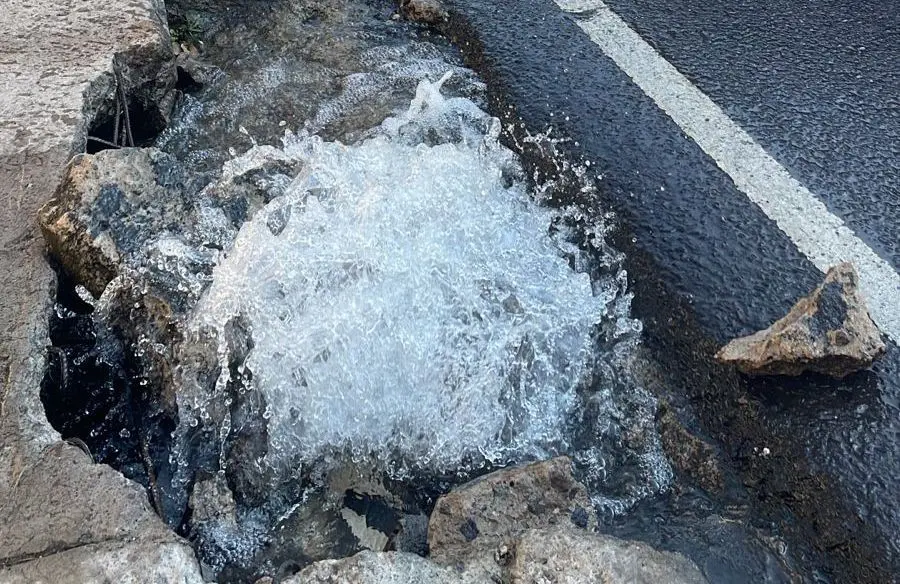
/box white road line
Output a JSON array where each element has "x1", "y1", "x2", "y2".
[{"x1": 554, "y1": 0, "x2": 900, "y2": 344}]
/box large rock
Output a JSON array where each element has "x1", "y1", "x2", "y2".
[
  {"x1": 716, "y1": 263, "x2": 885, "y2": 378},
  {"x1": 287, "y1": 458, "x2": 706, "y2": 583},
  {"x1": 0, "y1": 444, "x2": 175, "y2": 563},
  {"x1": 37, "y1": 148, "x2": 215, "y2": 299},
  {"x1": 286, "y1": 551, "x2": 488, "y2": 584},
  {"x1": 0, "y1": 0, "x2": 203, "y2": 581},
  {"x1": 508, "y1": 527, "x2": 707, "y2": 584},
  {"x1": 428, "y1": 457, "x2": 597, "y2": 579}
]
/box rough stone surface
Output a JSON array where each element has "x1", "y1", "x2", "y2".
[
  {"x1": 0, "y1": 539, "x2": 204, "y2": 584},
  {"x1": 38, "y1": 148, "x2": 194, "y2": 297},
  {"x1": 716, "y1": 262, "x2": 885, "y2": 378},
  {"x1": 189, "y1": 472, "x2": 238, "y2": 527},
  {"x1": 399, "y1": 0, "x2": 448, "y2": 24},
  {"x1": 286, "y1": 529, "x2": 707, "y2": 584},
  {"x1": 0, "y1": 0, "x2": 199, "y2": 580},
  {"x1": 286, "y1": 551, "x2": 489, "y2": 584},
  {"x1": 508, "y1": 527, "x2": 708, "y2": 584},
  {"x1": 428, "y1": 457, "x2": 597, "y2": 579},
  {"x1": 656, "y1": 402, "x2": 724, "y2": 493},
  {"x1": 0, "y1": 0, "x2": 174, "y2": 157},
  {"x1": 0, "y1": 444, "x2": 175, "y2": 564}
]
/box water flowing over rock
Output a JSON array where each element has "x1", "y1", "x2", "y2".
[
  {"x1": 716, "y1": 263, "x2": 885, "y2": 378},
  {"x1": 178, "y1": 74, "x2": 664, "y2": 496},
  {"x1": 37, "y1": 147, "x2": 228, "y2": 302},
  {"x1": 36, "y1": 28, "x2": 668, "y2": 578}
]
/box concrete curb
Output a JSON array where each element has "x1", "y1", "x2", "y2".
[{"x1": 0, "y1": 0, "x2": 204, "y2": 580}]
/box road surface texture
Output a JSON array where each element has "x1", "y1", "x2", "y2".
[{"x1": 440, "y1": 0, "x2": 899, "y2": 581}]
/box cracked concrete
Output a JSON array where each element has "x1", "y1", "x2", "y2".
[{"x1": 0, "y1": 0, "x2": 203, "y2": 581}]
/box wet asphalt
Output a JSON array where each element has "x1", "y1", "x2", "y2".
[{"x1": 438, "y1": 0, "x2": 899, "y2": 579}]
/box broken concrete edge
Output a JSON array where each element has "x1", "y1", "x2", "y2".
[
  {"x1": 716, "y1": 262, "x2": 886, "y2": 378},
  {"x1": 0, "y1": 538, "x2": 204, "y2": 584},
  {"x1": 0, "y1": 0, "x2": 200, "y2": 578}
]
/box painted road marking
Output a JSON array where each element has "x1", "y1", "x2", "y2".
[{"x1": 554, "y1": 0, "x2": 900, "y2": 344}]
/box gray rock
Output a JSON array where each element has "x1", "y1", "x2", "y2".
[
  {"x1": 37, "y1": 148, "x2": 200, "y2": 298},
  {"x1": 716, "y1": 263, "x2": 885, "y2": 378},
  {"x1": 190, "y1": 472, "x2": 238, "y2": 527},
  {"x1": 394, "y1": 513, "x2": 430, "y2": 555},
  {"x1": 174, "y1": 51, "x2": 223, "y2": 88},
  {"x1": 285, "y1": 551, "x2": 489, "y2": 584},
  {"x1": 0, "y1": 444, "x2": 175, "y2": 563},
  {"x1": 508, "y1": 527, "x2": 708, "y2": 584},
  {"x1": 0, "y1": 539, "x2": 204, "y2": 584},
  {"x1": 428, "y1": 457, "x2": 597, "y2": 579}
]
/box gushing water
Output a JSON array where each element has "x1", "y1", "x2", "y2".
[{"x1": 178, "y1": 75, "x2": 665, "y2": 494}]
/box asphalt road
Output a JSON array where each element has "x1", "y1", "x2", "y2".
[
  {"x1": 602, "y1": 0, "x2": 900, "y2": 270},
  {"x1": 440, "y1": 0, "x2": 900, "y2": 579}
]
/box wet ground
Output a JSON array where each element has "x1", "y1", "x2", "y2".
[
  {"x1": 438, "y1": 0, "x2": 898, "y2": 580},
  {"x1": 37, "y1": 0, "x2": 899, "y2": 582}
]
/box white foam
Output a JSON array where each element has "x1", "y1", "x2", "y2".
[{"x1": 182, "y1": 77, "x2": 667, "y2": 510}]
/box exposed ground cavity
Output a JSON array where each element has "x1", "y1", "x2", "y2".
[
  {"x1": 82, "y1": 39, "x2": 179, "y2": 153},
  {"x1": 39, "y1": 1, "x2": 672, "y2": 581}
]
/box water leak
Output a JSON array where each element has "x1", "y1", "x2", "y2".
[
  {"x1": 38, "y1": 0, "x2": 778, "y2": 582},
  {"x1": 158, "y1": 66, "x2": 668, "y2": 582}
]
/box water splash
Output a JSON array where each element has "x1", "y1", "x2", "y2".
[{"x1": 178, "y1": 75, "x2": 641, "y2": 484}]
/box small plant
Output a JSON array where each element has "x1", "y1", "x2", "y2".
[{"x1": 169, "y1": 13, "x2": 203, "y2": 45}]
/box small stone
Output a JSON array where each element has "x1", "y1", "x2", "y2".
[
  {"x1": 189, "y1": 473, "x2": 237, "y2": 527},
  {"x1": 399, "y1": 0, "x2": 447, "y2": 24},
  {"x1": 716, "y1": 263, "x2": 885, "y2": 378},
  {"x1": 175, "y1": 52, "x2": 221, "y2": 87},
  {"x1": 459, "y1": 518, "x2": 479, "y2": 542},
  {"x1": 495, "y1": 544, "x2": 510, "y2": 563}
]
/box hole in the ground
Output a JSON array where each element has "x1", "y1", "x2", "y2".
[
  {"x1": 86, "y1": 94, "x2": 167, "y2": 153},
  {"x1": 40, "y1": 264, "x2": 185, "y2": 525}
]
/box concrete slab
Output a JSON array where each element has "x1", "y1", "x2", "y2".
[{"x1": 0, "y1": 0, "x2": 201, "y2": 579}]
